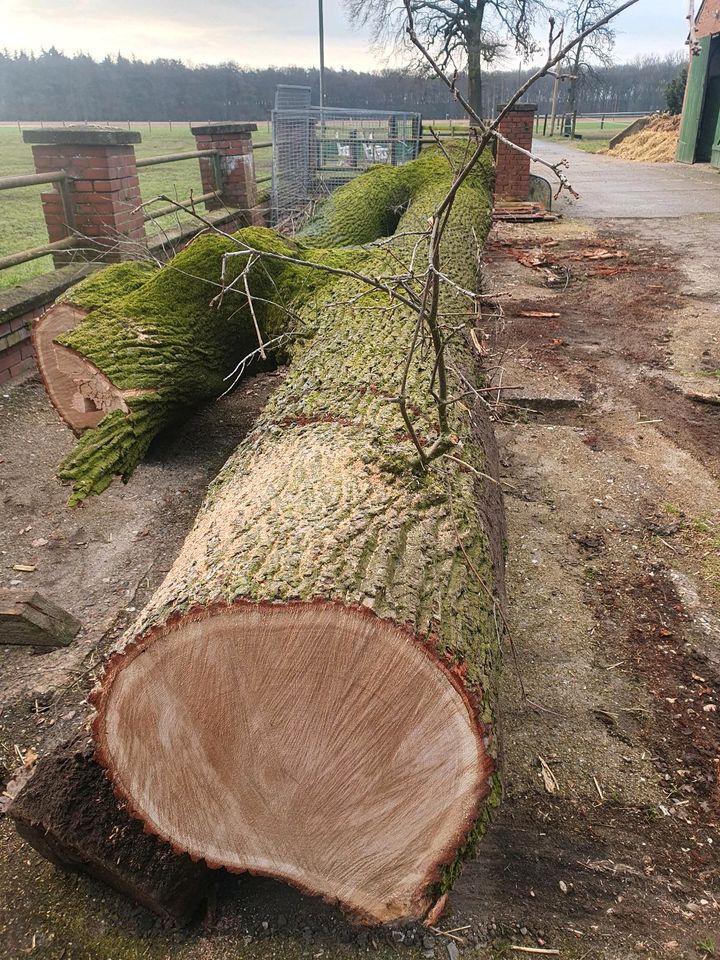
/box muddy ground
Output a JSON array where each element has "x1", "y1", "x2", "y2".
[{"x1": 0, "y1": 212, "x2": 718, "y2": 959}]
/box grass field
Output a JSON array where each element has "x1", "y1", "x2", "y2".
[
  {"x1": 0, "y1": 124, "x2": 272, "y2": 291},
  {"x1": 428, "y1": 115, "x2": 638, "y2": 153},
  {"x1": 537, "y1": 116, "x2": 640, "y2": 153}
]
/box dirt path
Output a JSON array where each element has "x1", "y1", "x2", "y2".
[
  {"x1": 476, "y1": 209, "x2": 720, "y2": 958},
  {"x1": 0, "y1": 207, "x2": 718, "y2": 959}
]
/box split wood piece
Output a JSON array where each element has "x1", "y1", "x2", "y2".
[
  {"x1": 492, "y1": 202, "x2": 560, "y2": 223},
  {"x1": 90, "y1": 145, "x2": 502, "y2": 926},
  {"x1": 0, "y1": 591, "x2": 81, "y2": 649},
  {"x1": 685, "y1": 389, "x2": 720, "y2": 407},
  {"x1": 33, "y1": 303, "x2": 130, "y2": 433},
  {"x1": 3, "y1": 736, "x2": 210, "y2": 925}
]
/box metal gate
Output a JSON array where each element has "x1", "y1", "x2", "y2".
[{"x1": 271, "y1": 85, "x2": 421, "y2": 227}]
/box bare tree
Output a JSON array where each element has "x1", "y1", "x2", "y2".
[
  {"x1": 344, "y1": 0, "x2": 544, "y2": 117},
  {"x1": 557, "y1": 0, "x2": 617, "y2": 127}
]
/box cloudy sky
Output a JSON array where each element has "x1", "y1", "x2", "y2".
[{"x1": 1, "y1": 0, "x2": 687, "y2": 69}]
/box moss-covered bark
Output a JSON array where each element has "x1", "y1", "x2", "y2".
[
  {"x1": 47, "y1": 145, "x2": 492, "y2": 505},
  {"x1": 58, "y1": 261, "x2": 158, "y2": 311},
  {"x1": 53, "y1": 231, "x2": 367, "y2": 503},
  {"x1": 91, "y1": 145, "x2": 503, "y2": 924}
]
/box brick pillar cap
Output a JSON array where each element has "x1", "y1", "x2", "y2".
[
  {"x1": 190, "y1": 122, "x2": 258, "y2": 136},
  {"x1": 496, "y1": 103, "x2": 538, "y2": 114},
  {"x1": 23, "y1": 125, "x2": 141, "y2": 145}
]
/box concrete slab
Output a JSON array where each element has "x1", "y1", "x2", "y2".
[{"x1": 534, "y1": 138, "x2": 720, "y2": 219}]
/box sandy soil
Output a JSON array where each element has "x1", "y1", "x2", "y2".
[{"x1": 0, "y1": 214, "x2": 718, "y2": 960}]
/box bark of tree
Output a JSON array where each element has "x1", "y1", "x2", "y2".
[
  {"x1": 466, "y1": 9, "x2": 485, "y2": 119},
  {"x1": 4, "y1": 736, "x2": 210, "y2": 924},
  {"x1": 565, "y1": 47, "x2": 583, "y2": 130},
  {"x1": 89, "y1": 147, "x2": 505, "y2": 925}
]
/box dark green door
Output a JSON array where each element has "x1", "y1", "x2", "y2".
[
  {"x1": 699, "y1": 40, "x2": 720, "y2": 162},
  {"x1": 712, "y1": 103, "x2": 720, "y2": 168},
  {"x1": 677, "y1": 37, "x2": 711, "y2": 164},
  {"x1": 698, "y1": 76, "x2": 720, "y2": 160}
]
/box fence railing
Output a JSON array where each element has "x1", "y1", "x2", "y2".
[
  {"x1": 0, "y1": 170, "x2": 76, "y2": 271},
  {"x1": 0, "y1": 123, "x2": 271, "y2": 281},
  {"x1": 135, "y1": 148, "x2": 223, "y2": 223}
]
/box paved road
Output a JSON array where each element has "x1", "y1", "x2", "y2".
[{"x1": 534, "y1": 138, "x2": 720, "y2": 219}]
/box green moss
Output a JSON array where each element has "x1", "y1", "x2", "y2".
[
  {"x1": 59, "y1": 260, "x2": 157, "y2": 311},
  {"x1": 438, "y1": 772, "x2": 503, "y2": 894},
  {"x1": 55, "y1": 144, "x2": 495, "y2": 506},
  {"x1": 298, "y1": 141, "x2": 494, "y2": 250},
  {"x1": 298, "y1": 162, "x2": 409, "y2": 247}
]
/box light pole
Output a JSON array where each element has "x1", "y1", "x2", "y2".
[{"x1": 318, "y1": 0, "x2": 326, "y2": 110}]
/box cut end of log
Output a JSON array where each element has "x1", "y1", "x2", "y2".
[
  {"x1": 93, "y1": 601, "x2": 493, "y2": 925},
  {"x1": 33, "y1": 303, "x2": 128, "y2": 433}
]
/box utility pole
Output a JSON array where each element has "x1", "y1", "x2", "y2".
[{"x1": 548, "y1": 21, "x2": 565, "y2": 137}]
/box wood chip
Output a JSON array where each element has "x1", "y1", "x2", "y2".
[
  {"x1": 518, "y1": 311, "x2": 561, "y2": 319},
  {"x1": 0, "y1": 591, "x2": 81, "y2": 648},
  {"x1": 593, "y1": 776, "x2": 605, "y2": 801},
  {"x1": 430, "y1": 927, "x2": 466, "y2": 944},
  {"x1": 12, "y1": 564, "x2": 37, "y2": 572},
  {"x1": 684, "y1": 390, "x2": 720, "y2": 407},
  {"x1": 539, "y1": 756, "x2": 559, "y2": 794},
  {"x1": 510, "y1": 948, "x2": 560, "y2": 956}
]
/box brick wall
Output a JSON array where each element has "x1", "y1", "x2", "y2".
[
  {"x1": 0, "y1": 266, "x2": 96, "y2": 386},
  {"x1": 696, "y1": 2, "x2": 720, "y2": 39},
  {"x1": 0, "y1": 311, "x2": 37, "y2": 384},
  {"x1": 494, "y1": 104, "x2": 537, "y2": 203}
]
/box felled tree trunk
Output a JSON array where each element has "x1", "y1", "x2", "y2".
[
  {"x1": 34, "y1": 261, "x2": 156, "y2": 434},
  {"x1": 90, "y1": 147, "x2": 504, "y2": 925},
  {"x1": 34, "y1": 230, "x2": 333, "y2": 504}
]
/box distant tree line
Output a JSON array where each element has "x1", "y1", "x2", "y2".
[{"x1": 0, "y1": 48, "x2": 686, "y2": 122}]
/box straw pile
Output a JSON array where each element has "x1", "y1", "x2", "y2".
[{"x1": 608, "y1": 114, "x2": 681, "y2": 163}]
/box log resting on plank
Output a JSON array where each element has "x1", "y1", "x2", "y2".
[{"x1": 90, "y1": 145, "x2": 504, "y2": 925}]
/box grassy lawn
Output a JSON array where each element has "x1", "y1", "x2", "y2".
[
  {"x1": 424, "y1": 116, "x2": 640, "y2": 154},
  {"x1": 0, "y1": 123, "x2": 273, "y2": 292},
  {"x1": 537, "y1": 117, "x2": 640, "y2": 154}
]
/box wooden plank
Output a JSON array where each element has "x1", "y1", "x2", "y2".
[
  {"x1": 0, "y1": 591, "x2": 81, "y2": 648},
  {"x1": 3, "y1": 737, "x2": 211, "y2": 925}
]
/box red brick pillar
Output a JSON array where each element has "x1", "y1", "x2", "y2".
[
  {"x1": 494, "y1": 103, "x2": 537, "y2": 202},
  {"x1": 23, "y1": 126, "x2": 146, "y2": 263},
  {"x1": 190, "y1": 122, "x2": 261, "y2": 224}
]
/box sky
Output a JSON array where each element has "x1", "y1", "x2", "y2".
[{"x1": 0, "y1": 0, "x2": 687, "y2": 70}]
